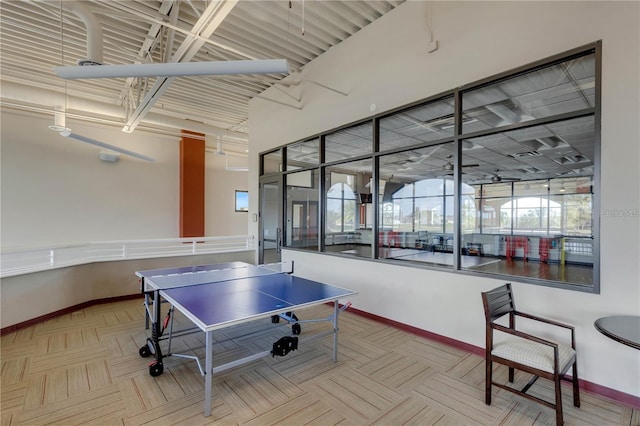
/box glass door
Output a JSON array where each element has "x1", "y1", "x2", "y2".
[{"x1": 259, "y1": 177, "x2": 283, "y2": 264}]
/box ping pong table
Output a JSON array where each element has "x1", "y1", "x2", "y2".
[{"x1": 136, "y1": 261, "x2": 356, "y2": 417}]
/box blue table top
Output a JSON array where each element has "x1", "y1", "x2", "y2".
[{"x1": 161, "y1": 273, "x2": 356, "y2": 331}]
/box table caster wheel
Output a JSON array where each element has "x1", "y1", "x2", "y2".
[
  {"x1": 292, "y1": 323, "x2": 301, "y2": 335},
  {"x1": 149, "y1": 362, "x2": 164, "y2": 377},
  {"x1": 139, "y1": 345, "x2": 151, "y2": 357}
]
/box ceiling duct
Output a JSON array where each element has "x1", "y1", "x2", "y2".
[
  {"x1": 537, "y1": 136, "x2": 564, "y2": 148},
  {"x1": 520, "y1": 139, "x2": 543, "y2": 151},
  {"x1": 63, "y1": 1, "x2": 103, "y2": 66}
]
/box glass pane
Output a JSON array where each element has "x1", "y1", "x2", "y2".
[
  {"x1": 377, "y1": 143, "x2": 454, "y2": 268},
  {"x1": 459, "y1": 131, "x2": 594, "y2": 288},
  {"x1": 261, "y1": 181, "x2": 280, "y2": 263},
  {"x1": 285, "y1": 170, "x2": 319, "y2": 251},
  {"x1": 324, "y1": 158, "x2": 373, "y2": 258},
  {"x1": 325, "y1": 122, "x2": 372, "y2": 163},
  {"x1": 262, "y1": 150, "x2": 282, "y2": 174},
  {"x1": 286, "y1": 138, "x2": 319, "y2": 170},
  {"x1": 460, "y1": 116, "x2": 595, "y2": 187},
  {"x1": 462, "y1": 52, "x2": 595, "y2": 133},
  {"x1": 379, "y1": 97, "x2": 455, "y2": 151}
]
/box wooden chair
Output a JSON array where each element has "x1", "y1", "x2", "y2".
[{"x1": 481, "y1": 283, "x2": 580, "y2": 426}]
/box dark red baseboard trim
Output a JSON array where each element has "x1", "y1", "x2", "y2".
[
  {"x1": 347, "y1": 305, "x2": 485, "y2": 357},
  {"x1": 346, "y1": 305, "x2": 640, "y2": 410},
  {"x1": 0, "y1": 294, "x2": 143, "y2": 337}
]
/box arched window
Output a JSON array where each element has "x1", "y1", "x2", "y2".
[
  {"x1": 502, "y1": 197, "x2": 562, "y2": 234},
  {"x1": 384, "y1": 178, "x2": 476, "y2": 234},
  {"x1": 326, "y1": 182, "x2": 356, "y2": 233}
]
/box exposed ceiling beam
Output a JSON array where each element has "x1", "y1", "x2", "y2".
[{"x1": 123, "y1": 0, "x2": 239, "y2": 133}]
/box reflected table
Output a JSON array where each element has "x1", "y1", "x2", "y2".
[{"x1": 594, "y1": 315, "x2": 640, "y2": 350}]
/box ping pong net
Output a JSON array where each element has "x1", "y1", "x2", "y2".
[{"x1": 142, "y1": 261, "x2": 294, "y2": 292}]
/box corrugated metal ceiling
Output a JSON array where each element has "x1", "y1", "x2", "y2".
[{"x1": 1, "y1": 0, "x2": 405, "y2": 152}]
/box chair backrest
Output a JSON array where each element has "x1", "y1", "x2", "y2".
[{"x1": 481, "y1": 283, "x2": 515, "y2": 324}]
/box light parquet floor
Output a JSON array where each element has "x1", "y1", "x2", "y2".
[{"x1": 1, "y1": 299, "x2": 638, "y2": 425}]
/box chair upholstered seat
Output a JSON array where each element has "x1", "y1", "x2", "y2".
[{"x1": 493, "y1": 338, "x2": 576, "y2": 374}]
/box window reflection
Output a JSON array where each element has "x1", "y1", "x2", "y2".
[
  {"x1": 323, "y1": 159, "x2": 373, "y2": 258},
  {"x1": 325, "y1": 122, "x2": 372, "y2": 163},
  {"x1": 462, "y1": 54, "x2": 596, "y2": 133},
  {"x1": 262, "y1": 150, "x2": 282, "y2": 174},
  {"x1": 286, "y1": 138, "x2": 319, "y2": 170},
  {"x1": 379, "y1": 97, "x2": 455, "y2": 151},
  {"x1": 378, "y1": 143, "x2": 455, "y2": 267},
  {"x1": 285, "y1": 170, "x2": 319, "y2": 251}
]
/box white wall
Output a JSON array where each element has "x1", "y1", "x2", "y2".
[
  {"x1": 205, "y1": 158, "x2": 249, "y2": 236},
  {"x1": 0, "y1": 110, "x2": 248, "y2": 249},
  {"x1": 249, "y1": 2, "x2": 640, "y2": 398}
]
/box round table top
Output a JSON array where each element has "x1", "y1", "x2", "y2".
[{"x1": 594, "y1": 315, "x2": 640, "y2": 350}]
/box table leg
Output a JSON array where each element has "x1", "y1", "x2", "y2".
[
  {"x1": 333, "y1": 301, "x2": 339, "y2": 362},
  {"x1": 204, "y1": 330, "x2": 213, "y2": 417},
  {"x1": 153, "y1": 290, "x2": 161, "y2": 335}
]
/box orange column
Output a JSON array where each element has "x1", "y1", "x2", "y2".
[{"x1": 180, "y1": 130, "x2": 205, "y2": 238}]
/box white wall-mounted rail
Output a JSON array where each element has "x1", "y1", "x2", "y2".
[{"x1": 0, "y1": 235, "x2": 255, "y2": 278}]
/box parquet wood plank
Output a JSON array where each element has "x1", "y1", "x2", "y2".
[
  {"x1": 15, "y1": 384, "x2": 125, "y2": 425},
  {"x1": 0, "y1": 381, "x2": 28, "y2": 413},
  {"x1": 43, "y1": 368, "x2": 68, "y2": 404},
  {"x1": 110, "y1": 353, "x2": 152, "y2": 379},
  {"x1": 0, "y1": 340, "x2": 36, "y2": 361},
  {"x1": 166, "y1": 363, "x2": 205, "y2": 395},
  {"x1": 446, "y1": 352, "x2": 485, "y2": 387},
  {"x1": 123, "y1": 392, "x2": 230, "y2": 426},
  {"x1": 87, "y1": 359, "x2": 114, "y2": 389},
  {"x1": 414, "y1": 372, "x2": 509, "y2": 425},
  {"x1": 268, "y1": 346, "x2": 347, "y2": 385},
  {"x1": 215, "y1": 367, "x2": 297, "y2": 416},
  {"x1": 0, "y1": 357, "x2": 29, "y2": 385},
  {"x1": 28, "y1": 346, "x2": 110, "y2": 375},
  {"x1": 398, "y1": 337, "x2": 468, "y2": 371},
  {"x1": 357, "y1": 350, "x2": 434, "y2": 391},
  {"x1": 34, "y1": 317, "x2": 103, "y2": 337},
  {"x1": 127, "y1": 373, "x2": 168, "y2": 409},
  {"x1": 67, "y1": 364, "x2": 91, "y2": 396},
  {"x1": 370, "y1": 396, "x2": 448, "y2": 425},
  {"x1": 307, "y1": 369, "x2": 404, "y2": 424},
  {"x1": 242, "y1": 391, "x2": 341, "y2": 426}
]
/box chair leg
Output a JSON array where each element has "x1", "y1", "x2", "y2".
[
  {"x1": 508, "y1": 366, "x2": 514, "y2": 383},
  {"x1": 485, "y1": 359, "x2": 492, "y2": 405},
  {"x1": 572, "y1": 361, "x2": 581, "y2": 407},
  {"x1": 554, "y1": 376, "x2": 564, "y2": 426}
]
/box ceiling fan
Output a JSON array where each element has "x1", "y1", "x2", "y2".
[
  {"x1": 424, "y1": 154, "x2": 480, "y2": 174},
  {"x1": 442, "y1": 155, "x2": 480, "y2": 172},
  {"x1": 487, "y1": 170, "x2": 521, "y2": 183}
]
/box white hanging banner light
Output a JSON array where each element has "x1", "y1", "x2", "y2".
[
  {"x1": 59, "y1": 131, "x2": 156, "y2": 162},
  {"x1": 54, "y1": 59, "x2": 289, "y2": 80}
]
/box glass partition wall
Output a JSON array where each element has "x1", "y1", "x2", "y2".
[{"x1": 261, "y1": 42, "x2": 600, "y2": 292}]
